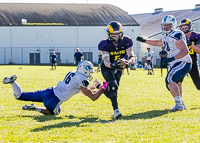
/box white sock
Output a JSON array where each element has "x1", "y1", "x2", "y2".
[
  {"x1": 174, "y1": 96, "x2": 182, "y2": 104},
  {"x1": 11, "y1": 81, "x2": 22, "y2": 98}
]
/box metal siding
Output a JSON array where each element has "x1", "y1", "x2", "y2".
[
  {"x1": 0, "y1": 3, "x2": 138, "y2": 26},
  {"x1": 132, "y1": 9, "x2": 200, "y2": 37}
]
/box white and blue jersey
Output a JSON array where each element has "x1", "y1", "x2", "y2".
[
  {"x1": 161, "y1": 29, "x2": 192, "y2": 67},
  {"x1": 145, "y1": 51, "x2": 154, "y2": 61},
  {"x1": 161, "y1": 29, "x2": 192, "y2": 87},
  {"x1": 17, "y1": 71, "x2": 89, "y2": 114},
  {"x1": 53, "y1": 71, "x2": 89, "y2": 102}
]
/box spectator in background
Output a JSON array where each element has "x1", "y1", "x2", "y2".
[
  {"x1": 145, "y1": 47, "x2": 154, "y2": 75},
  {"x1": 74, "y1": 48, "x2": 84, "y2": 66},
  {"x1": 96, "y1": 51, "x2": 102, "y2": 72},
  {"x1": 159, "y1": 47, "x2": 168, "y2": 77},
  {"x1": 50, "y1": 51, "x2": 57, "y2": 71}
]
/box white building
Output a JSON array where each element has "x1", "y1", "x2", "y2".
[
  {"x1": 0, "y1": 3, "x2": 140, "y2": 65},
  {"x1": 132, "y1": 4, "x2": 200, "y2": 66}
]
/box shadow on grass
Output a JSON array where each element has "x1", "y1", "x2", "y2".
[
  {"x1": 121, "y1": 109, "x2": 170, "y2": 120},
  {"x1": 21, "y1": 115, "x2": 63, "y2": 122},
  {"x1": 31, "y1": 115, "x2": 113, "y2": 132},
  {"x1": 191, "y1": 107, "x2": 200, "y2": 110},
  {"x1": 30, "y1": 109, "x2": 170, "y2": 132}
]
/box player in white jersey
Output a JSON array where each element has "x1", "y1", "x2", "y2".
[
  {"x1": 2, "y1": 61, "x2": 107, "y2": 115},
  {"x1": 145, "y1": 47, "x2": 155, "y2": 75},
  {"x1": 137, "y1": 15, "x2": 192, "y2": 111}
]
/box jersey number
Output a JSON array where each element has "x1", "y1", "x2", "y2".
[
  {"x1": 164, "y1": 41, "x2": 170, "y2": 51},
  {"x1": 114, "y1": 55, "x2": 120, "y2": 61},
  {"x1": 188, "y1": 46, "x2": 194, "y2": 54},
  {"x1": 64, "y1": 72, "x2": 75, "y2": 84}
]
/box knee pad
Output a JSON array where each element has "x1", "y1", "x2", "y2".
[
  {"x1": 53, "y1": 104, "x2": 61, "y2": 115},
  {"x1": 105, "y1": 80, "x2": 118, "y2": 98}
]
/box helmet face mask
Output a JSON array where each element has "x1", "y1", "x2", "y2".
[
  {"x1": 107, "y1": 21, "x2": 124, "y2": 43},
  {"x1": 77, "y1": 61, "x2": 94, "y2": 81},
  {"x1": 161, "y1": 15, "x2": 177, "y2": 34},
  {"x1": 179, "y1": 18, "x2": 193, "y2": 34}
]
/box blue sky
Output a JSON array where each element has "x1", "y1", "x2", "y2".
[{"x1": 0, "y1": 0, "x2": 199, "y2": 14}]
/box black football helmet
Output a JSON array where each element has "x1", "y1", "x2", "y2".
[
  {"x1": 179, "y1": 18, "x2": 193, "y2": 34},
  {"x1": 107, "y1": 21, "x2": 123, "y2": 43}
]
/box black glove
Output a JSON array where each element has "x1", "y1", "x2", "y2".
[
  {"x1": 162, "y1": 57, "x2": 175, "y2": 65},
  {"x1": 136, "y1": 36, "x2": 146, "y2": 43},
  {"x1": 110, "y1": 60, "x2": 124, "y2": 70},
  {"x1": 186, "y1": 38, "x2": 192, "y2": 47}
]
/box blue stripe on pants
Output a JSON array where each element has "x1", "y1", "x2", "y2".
[{"x1": 165, "y1": 61, "x2": 191, "y2": 86}]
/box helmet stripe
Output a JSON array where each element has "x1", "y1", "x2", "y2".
[
  {"x1": 108, "y1": 25, "x2": 114, "y2": 33},
  {"x1": 186, "y1": 20, "x2": 190, "y2": 24},
  {"x1": 119, "y1": 24, "x2": 122, "y2": 32}
]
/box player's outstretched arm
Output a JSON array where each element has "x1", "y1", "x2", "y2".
[
  {"x1": 81, "y1": 86, "x2": 105, "y2": 101},
  {"x1": 136, "y1": 36, "x2": 163, "y2": 47}
]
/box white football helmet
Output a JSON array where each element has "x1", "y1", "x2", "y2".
[
  {"x1": 77, "y1": 60, "x2": 94, "y2": 81},
  {"x1": 161, "y1": 15, "x2": 177, "y2": 34}
]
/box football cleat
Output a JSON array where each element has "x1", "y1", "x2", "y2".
[
  {"x1": 88, "y1": 78, "x2": 100, "y2": 90},
  {"x1": 22, "y1": 104, "x2": 37, "y2": 111},
  {"x1": 114, "y1": 109, "x2": 122, "y2": 119},
  {"x1": 3, "y1": 75, "x2": 17, "y2": 84},
  {"x1": 170, "y1": 103, "x2": 185, "y2": 112},
  {"x1": 182, "y1": 102, "x2": 186, "y2": 110}
]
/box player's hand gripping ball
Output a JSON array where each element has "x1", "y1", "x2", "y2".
[{"x1": 117, "y1": 59, "x2": 129, "y2": 70}]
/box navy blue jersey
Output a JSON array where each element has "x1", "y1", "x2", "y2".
[
  {"x1": 189, "y1": 32, "x2": 200, "y2": 65},
  {"x1": 74, "y1": 52, "x2": 83, "y2": 61},
  {"x1": 159, "y1": 50, "x2": 167, "y2": 60},
  {"x1": 98, "y1": 36, "x2": 133, "y2": 63},
  {"x1": 50, "y1": 54, "x2": 57, "y2": 62}
]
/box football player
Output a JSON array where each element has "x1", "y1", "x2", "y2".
[
  {"x1": 159, "y1": 47, "x2": 168, "y2": 77},
  {"x1": 2, "y1": 61, "x2": 107, "y2": 115},
  {"x1": 137, "y1": 15, "x2": 192, "y2": 111},
  {"x1": 145, "y1": 47, "x2": 155, "y2": 75},
  {"x1": 98, "y1": 21, "x2": 135, "y2": 119},
  {"x1": 179, "y1": 18, "x2": 200, "y2": 90},
  {"x1": 50, "y1": 51, "x2": 57, "y2": 71}
]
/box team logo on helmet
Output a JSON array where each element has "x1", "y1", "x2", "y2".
[
  {"x1": 161, "y1": 15, "x2": 177, "y2": 34},
  {"x1": 77, "y1": 61, "x2": 94, "y2": 81}
]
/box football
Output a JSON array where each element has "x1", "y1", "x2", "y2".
[{"x1": 117, "y1": 59, "x2": 127, "y2": 70}]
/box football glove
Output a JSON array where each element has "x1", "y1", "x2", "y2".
[
  {"x1": 110, "y1": 60, "x2": 124, "y2": 70},
  {"x1": 162, "y1": 57, "x2": 175, "y2": 65},
  {"x1": 136, "y1": 36, "x2": 146, "y2": 43}
]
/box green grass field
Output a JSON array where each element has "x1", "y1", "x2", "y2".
[{"x1": 0, "y1": 65, "x2": 200, "y2": 142}]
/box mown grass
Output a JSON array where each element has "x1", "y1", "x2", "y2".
[{"x1": 0, "y1": 65, "x2": 200, "y2": 142}]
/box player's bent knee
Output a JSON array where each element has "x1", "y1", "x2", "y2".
[
  {"x1": 108, "y1": 80, "x2": 118, "y2": 91},
  {"x1": 105, "y1": 80, "x2": 118, "y2": 98}
]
